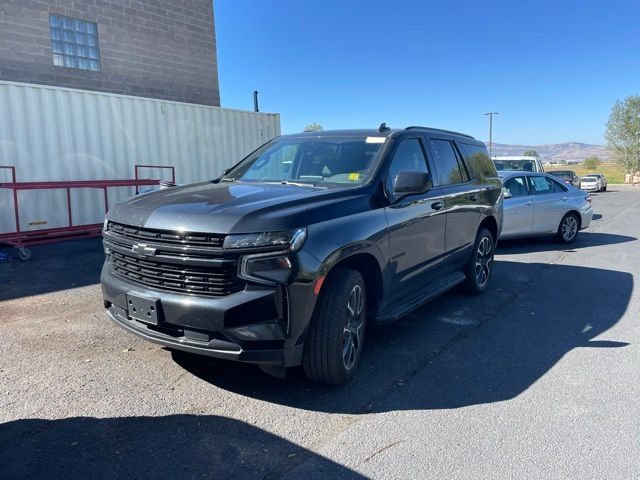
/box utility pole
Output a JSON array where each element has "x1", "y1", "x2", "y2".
[{"x1": 484, "y1": 112, "x2": 499, "y2": 157}]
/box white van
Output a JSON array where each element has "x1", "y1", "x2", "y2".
[{"x1": 492, "y1": 156, "x2": 544, "y2": 173}]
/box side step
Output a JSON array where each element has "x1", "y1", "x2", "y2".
[{"x1": 373, "y1": 271, "x2": 466, "y2": 324}]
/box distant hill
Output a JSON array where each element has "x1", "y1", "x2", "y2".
[{"x1": 488, "y1": 142, "x2": 610, "y2": 164}]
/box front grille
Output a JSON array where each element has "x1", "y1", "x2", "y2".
[
  {"x1": 107, "y1": 249, "x2": 244, "y2": 297},
  {"x1": 107, "y1": 222, "x2": 225, "y2": 248}
]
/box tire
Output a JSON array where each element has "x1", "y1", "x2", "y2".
[
  {"x1": 303, "y1": 267, "x2": 366, "y2": 386},
  {"x1": 603, "y1": 185, "x2": 607, "y2": 192},
  {"x1": 556, "y1": 212, "x2": 580, "y2": 243},
  {"x1": 17, "y1": 248, "x2": 31, "y2": 261},
  {"x1": 462, "y1": 227, "x2": 495, "y2": 295}
]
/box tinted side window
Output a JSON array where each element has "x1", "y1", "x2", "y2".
[
  {"x1": 429, "y1": 139, "x2": 464, "y2": 186},
  {"x1": 528, "y1": 176, "x2": 557, "y2": 195},
  {"x1": 454, "y1": 144, "x2": 472, "y2": 182},
  {"x1": 385, "y1": 138, "x2": 429, "y2": 193},
  {"x1": 461, "y1": 144, "x2": 497, "y2": 179},
  {"x1": 503, "y1": 176, "x2": 529, "y2": 198}
]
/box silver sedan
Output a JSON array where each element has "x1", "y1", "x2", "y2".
[{"x1": 499, "y1": 171, "x2": 593, "y2": 243}]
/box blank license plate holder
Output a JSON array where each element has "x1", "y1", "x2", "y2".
[{"x1": 126, "y1": 293, "x2": 161, "y2": 325}]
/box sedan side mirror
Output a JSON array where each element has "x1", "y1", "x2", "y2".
[
  {"x1": 393, "y1": 171, "x2": 433, "y2": 199},
  {"x1": 502, "y1": 187, "x2": 512, "y2": 198}
]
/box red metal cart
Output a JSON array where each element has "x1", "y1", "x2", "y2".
[{"x1": 0, "y1": 165, "x2": 175, "y2": 260}]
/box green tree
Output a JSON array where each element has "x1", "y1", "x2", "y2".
[
  {"x1": 303, "y1": 123, "x2": 324, "y2": 132},
  {"x1": 583, "y1": 156, "x2": 600, "y2": 170},
  {"x1": 605, "y1": 95, "x2": 640, "y2": 173},
  {"x1": 523, "y1": 150, "x2": 539, "y2": 157}
]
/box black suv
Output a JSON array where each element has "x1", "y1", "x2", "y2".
[
  {"x1": 101, "y1": 126, "x2": 503, "y2": 385},
  {"x1": 546, "y1": 170, "x2": 580, "y2": 187}
]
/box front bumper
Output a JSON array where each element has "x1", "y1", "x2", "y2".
[{"x1": 101, "y1": 264, "x2": 308, "y2": 366}]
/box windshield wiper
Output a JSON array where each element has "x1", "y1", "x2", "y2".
[{"x1": 219, "y1": 178, "x2": 237, "y2": 182}]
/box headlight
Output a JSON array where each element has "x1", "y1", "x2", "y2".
[{"x1": 223, "y1": 228, "x2": 306, "y2": 251}]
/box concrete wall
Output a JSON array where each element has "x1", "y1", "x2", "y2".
[{"x1": 0, "y1": 0, "x2": 220, "y2": 106}]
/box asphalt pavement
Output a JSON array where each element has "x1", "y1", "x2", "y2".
[{"x1": 1, "y1": 186, "x2": 639, "y2": 479}]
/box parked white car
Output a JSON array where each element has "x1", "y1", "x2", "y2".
[
  {"x1": 493, "y1": 156, "x2": 544, "y2": 173},
  {"x1": 580, "y1": 176, "x2": 601, "y2": 192},
  {"x1": 590, "y1": 173, "x2": 608, "y2": 191},
  {"x1": 500, "y1": 171, "x2": 593, "y2": 243}
]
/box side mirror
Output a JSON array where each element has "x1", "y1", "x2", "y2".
[
  {"x1": 502, "y1": 187, "x2": 512, "y2": 198},
  {"x1": 393, "y1": 171, "x2": 433, "y2": 198}
]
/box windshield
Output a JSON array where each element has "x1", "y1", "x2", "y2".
[
  {"x1": 493, "y1": 159, "x2": 538, "y2": 172},
  {"x1": 548, "y1": 170, "x2": 572, "y2": 176},
  {"x1": 221, "y1": 135, "x2": 386, "y2": 186},
  {"x1": 582, "y1": 177, "x2": 597, "y2": 181}
]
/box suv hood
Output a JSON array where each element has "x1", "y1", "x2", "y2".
[{"x1": 107, "y1": 181, "x2": 371, "y2": 234}]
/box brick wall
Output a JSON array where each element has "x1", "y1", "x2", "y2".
[{"x1": 0, "y1": 0, "x2": 220, "y2": 106}]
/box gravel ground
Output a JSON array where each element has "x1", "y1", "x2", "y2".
[{"x1": 1, "y1": 185, "x2": 639, "y2": 479}]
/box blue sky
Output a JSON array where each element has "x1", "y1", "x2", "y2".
[{"x1": 215, "y1": 1, "x2": 639, "y2": 145}]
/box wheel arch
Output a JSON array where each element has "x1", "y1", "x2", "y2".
[
  {"x1": 564, "y1": 209, "x2": 582, "y2": 229},
  {"x1": 317, "y1": 245, "x2": 386, "y2": 316},
  {"x1": 479, "y1": 215, "x2": 499, "y2": 243}
]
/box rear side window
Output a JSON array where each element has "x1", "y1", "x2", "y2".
[
  {"x1": 428, "y1": 139, "x2": 468, "y2": 185},
  {"x1": 549, "y1": 177, "x2": 568, "y2": 192},
  {"x1": 461, "y1": 144, "x2": 497, "y2": 180},
  {"x1": 528, "y1": 176, "x2": 565, "y2": 195},
  {"x1": 385, "y1": 138, "x2": 429, "y2": 193}
]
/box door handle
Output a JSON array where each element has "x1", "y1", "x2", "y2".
[
  {"x1": 525, "y1": 200, "x2": 533, "y2": 206},
  {"x1": 431, "y1": 201, "x2": 445, "y2": 211},
  {"x1": 562, "y1": 196, "x2": 568, "y2": 201},
  {"x1": 469, "y1": 194, "x2": 479, "y2": 201}
]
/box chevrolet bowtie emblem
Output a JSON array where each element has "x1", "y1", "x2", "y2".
[{"x1": 131, "y1": 243, "x2": 156, "y2": 257}]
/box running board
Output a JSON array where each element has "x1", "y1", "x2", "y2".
[{"x1": 373, "y1": 271, "x2": 466, "y2": 324}]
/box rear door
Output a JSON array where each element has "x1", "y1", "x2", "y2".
[
  {"x1": 527, "y1": 175, "x2": 568, "y2": 234},
  {"x1": 501, "y1": 175, "x2": 534, "y2": 238},
  {"x1": 384, "y1": 137, "x2": 446, "y2": 302},
  {"x1": 426, "y1": 137, "x2": 480, "y2": 270}
]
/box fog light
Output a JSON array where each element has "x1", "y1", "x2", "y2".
[{"x1": 240, "y1": 254, "x2": 292, "y2": 285}]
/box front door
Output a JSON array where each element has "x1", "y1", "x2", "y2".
[
  {"x1": 501, "y1": 175, "x2": 534, "y2": 238},
  {"x1": 384, "y1": 137, "x2": 446, "y2": 302}
]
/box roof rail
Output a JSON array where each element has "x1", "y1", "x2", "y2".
[{"x1": 404, "y1": 126, "x2": 474, "y2": 139}]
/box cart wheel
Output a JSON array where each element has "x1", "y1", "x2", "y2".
[{"x1": 17, "y1": 248, "x2": 31, "y2": 261}]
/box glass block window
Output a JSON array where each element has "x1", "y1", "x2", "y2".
[{"x1": 49, "y1": 15, "x2": 101, "y2": 72}]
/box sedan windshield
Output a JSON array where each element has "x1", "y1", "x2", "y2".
[
  {"x1": 582, "y1": 177, "x2": 597, "y2": 182},
  {"x1": 221, "y1": 136, "x2": 386, "y2": 186}
]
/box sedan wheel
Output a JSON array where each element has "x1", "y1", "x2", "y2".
[{"x1": 557, "y1": 213, "x2": 580, "y2": 243}]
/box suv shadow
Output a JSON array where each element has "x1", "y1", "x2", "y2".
[
  {"x1": 172, "y1": 260, "x2": 632, "y2": 414},
  {"x1": 0, "y1": 415, "x2": 363, "y2": 480}
]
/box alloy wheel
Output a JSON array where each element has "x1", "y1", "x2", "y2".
[
  {"x1": 562, "y1": 215, "x2": 578, "y2": 241},
  {"x1": 475, "y1": 236, "x2": 493, "y2": 287},
  {"x1": 342, "y1": 284, "x2": 364, "y2": 371}
]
